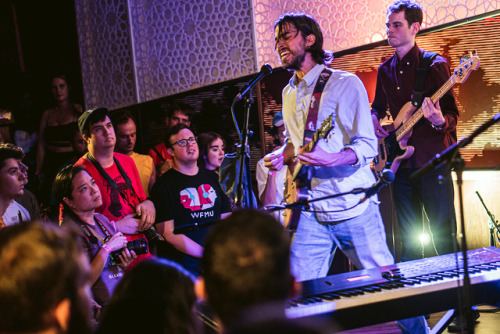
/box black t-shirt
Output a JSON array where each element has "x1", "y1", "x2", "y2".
[{"x1": 151, "y1": 167, "x2": 231, "y2": 275}]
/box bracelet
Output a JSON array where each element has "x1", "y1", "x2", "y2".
[
  {"x1": 431, "y1": 121, "x2": 445, "y2": 130},
  {"x1": 269, "y1": 170, "x2": 277, "y2": 176},
  {"x1": 101, "y1": 244, "x2": 112, "y2": 254}
]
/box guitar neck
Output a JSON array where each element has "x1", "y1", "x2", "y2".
[
  {"x1": 292, "y1": 135, "x2": 319, "y2": 181},
  {"x1": 396, "y1": 74, "x2": 458, "y2": 139}
]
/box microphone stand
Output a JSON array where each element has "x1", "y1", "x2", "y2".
[
  {"x1": 264, "y1": 187, "x2": 367, "y2": 214},
  {"x1": 452, "y1": 152, "x2": 474, "y2": 333},
  {"x1": 410, "y1": 111, "x2": 500, "y2": 333},
  {"x1": 234, "y1": 94, "x2": 255, "y2": 208},
  {"x1": 476, "y1": 191, "x2": 499, "y2": 247}
]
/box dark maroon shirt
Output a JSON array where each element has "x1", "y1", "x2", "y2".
[{"x1": 371, "y1": 44, "x2": 459, "y2": 168}]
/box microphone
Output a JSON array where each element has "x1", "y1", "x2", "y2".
[
  {"x1": 360, "y1": 169, "x2": 395, "y2": 203},
  {"x1": 235, "y1": 64, "x2": 273, "y2": 102}
]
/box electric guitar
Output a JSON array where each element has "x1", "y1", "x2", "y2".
[
  {"x1": 373, "y1": 52, "x2": 480, "y2": 176},
  {"x1": 283, "y1": 114, "x2": 334, "y2": 230}
]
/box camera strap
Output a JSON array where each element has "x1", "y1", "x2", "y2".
[
  {"x1": 79, "y1": 215, "x2": 113, "y2": 244},
  {"x1": 86, "y1": 152, "x2": 139, "y2": 211}
]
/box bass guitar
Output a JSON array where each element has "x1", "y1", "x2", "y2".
[
  {"x1": 373, "y1": 52, "x2": 480, "y2": 176},
  {"x1": 283, "y1": 114, "x2": 334, "y2": 230}
]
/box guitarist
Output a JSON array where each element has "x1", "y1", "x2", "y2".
[
  {"x1": 371, "y1": 1, "x2": 459, "y2": 264},
  {"x1": 267, "y1": 13, "x2": 429, "y2": 333}
]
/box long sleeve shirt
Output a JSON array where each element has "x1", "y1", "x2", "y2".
[
  {"x1": 282, "y1": 64, "x2": 378, "y2": 222},
  {"x1": 371, "y1": 44, "x2": 459, "y2": 168}
]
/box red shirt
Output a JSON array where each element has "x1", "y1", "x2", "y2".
[
  {"x1": 148, "y1": 142, "x2": 173, "y2": 167},
  {"x1": 75, "y1": 152, "x2": 152, "y2": 265}
]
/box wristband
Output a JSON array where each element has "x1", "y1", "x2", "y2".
[
  {"x1": 101, "y1": 244, "x2": 112, "y2": 254},
  {"x1": 431, "y1": 121, "x2": 445, "y2": 130}
]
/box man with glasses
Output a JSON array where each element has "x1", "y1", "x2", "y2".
[
  {"x1": 151, "y1": 123, "x2": 231, "y2": 277},
  {"x1": 149, "y1": 101, "x2": 194, "y2": 176}
]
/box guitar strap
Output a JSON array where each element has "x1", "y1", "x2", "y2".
[
  {"x1": 303, "y1": 68, "x2": 334, "y2": 145},
  {"x1": 297, "y1": 68, "x2": 333, "y2": 186},
  {"x1": 411, "y1": 51, "x2": 438, "y2": 108}
]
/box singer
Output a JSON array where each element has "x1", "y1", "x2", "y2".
[
  {"x1": 265, "y1": 13, "x2": 395, "y2": 280},
  {"x1": 265, "y1": 13, "x2": 428, "y2": 333}
]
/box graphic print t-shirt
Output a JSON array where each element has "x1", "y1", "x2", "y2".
[{"x1": 151, "y1": 167, "x2": 231, "y2": 274}]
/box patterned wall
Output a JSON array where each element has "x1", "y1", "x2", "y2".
[
  {"x1": 75, "y1": 0, "x2": 500, "y2": 109},
  {"x1": 75, "y1": 0, "x2": 137, "y2": 109},
  {"x1": 254, "y1": 0, "x2": 500, "y2": 68},
  {"x1": 76, "y1": 0, "x2": 256, "y2": 109},
  {"x1": 129, "y1": 0, "x2": 256, "y2": 102}
]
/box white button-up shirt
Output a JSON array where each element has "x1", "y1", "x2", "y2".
[{"x1": 282, "y1": 64, "x2": 379, "y2": 221}]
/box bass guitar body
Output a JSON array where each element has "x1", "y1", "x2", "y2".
[{"x1": 373, "y1": 102, "x2": 416, "y2": 176}]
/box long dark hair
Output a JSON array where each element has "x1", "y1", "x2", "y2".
[
  {"x1": 197, "y1": 132, "x2": 224, "y2": 168},
  {"x1": 274, "y1": 13, "x2": 332, "y2": 65}
]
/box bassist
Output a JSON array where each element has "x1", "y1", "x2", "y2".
[{"x1": 371, "y1": 1, "x2": 459, "y2": 263}]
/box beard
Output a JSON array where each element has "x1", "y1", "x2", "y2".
[{"x1": 282, "y1": 48, "x2": 307, "y2": 71}]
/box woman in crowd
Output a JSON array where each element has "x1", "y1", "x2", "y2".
[
  {"x1": 197, "y1": 132, "x2": 225, "y2": 172},
  {"x1": 96, "y1": 257, "x2": 202, "y2": 334},
  {"x1": 53, "y1": 165, "x2": 136, "y2": 314},
  {"x1": 37, "y1": 74, "x2": 82, "y2": 206}
]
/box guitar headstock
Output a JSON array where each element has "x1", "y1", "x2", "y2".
[
  {"x1": 317, "y1": 114, "x2": 334, "y2": 139},
  {"x1": 454, "y1": 50, "x2": 480, "y2": 84}
]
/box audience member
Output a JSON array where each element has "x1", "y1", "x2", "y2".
[
  {"x1": 197, "y1": 131, "x2": 225, "y2": 172},
  {"x1": 75, "y1": 107, "x2": 155, "y2": 264},
  {"x1": 111, "y1": 110, "x2": 156, "y2": 196},
  {"x1": 36, "y1": 74, "x2": 83, "y2": 206},
  {"x1": 0, "y1": 221, "x2": 92, "y2": 334},
  {"x1": 49, "y1": 127, "x2": 88, "y2": 209},
  {"x1": 96, "y1": 257, "x2": 201, "y2": 334},
  {"x1": 54, "y1": 165, "x2": 137, "y2": 311},
  {"x1": 0, "y1": 144, "x2": 30, "y2": 229},
  {"x1": 151, "y1": 123, "x2": 231, "y2": 276},
  {"x1": 256, "y1": 111, "x2": 287, "y2": 224},
  {"x1": 198, "y1": 210, "x2": 297, "y2": 331},
  {"x1": 149, "y1": 101, "x2": 193, "y2": 176}
]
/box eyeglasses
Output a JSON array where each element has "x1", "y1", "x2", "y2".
[{"x1": 172, "y1": 137, "x2": 196, "y2": 147}]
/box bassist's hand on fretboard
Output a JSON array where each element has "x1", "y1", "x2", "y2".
[{"x1": 421, "y1": 97, "x2": 445, "y2": 128}]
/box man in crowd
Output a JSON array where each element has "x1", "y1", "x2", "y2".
[
  {"x1": 0, "y1": 222, "x2": 92, "y2": 334},
  {"x1": 256, "y1": 111, "x2": 288, "y2": 225},
  {"x1": 149, "y1": 102, "x2": 193, "y2": 176},
  {"x1": 265, "y1": 13, "x2": 428, "y2": 333},
  {"x1": 111, "y1": 110, "x2": 156, "y2": 196},
  {"x1": 0, "y1": 144, "x2": 30, "y2": 228},
  {"x1": 151, "y1": 123, "x2": 231, "y2": 277},
  {"x1": 198, "y1": 209, "x2": 329, "y2": 333},
  {"x1": 75, "y1": 108, "x2": 155, "y2": 262}
]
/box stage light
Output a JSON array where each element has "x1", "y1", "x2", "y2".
[{"x1": 419, "y1": 232, "x2": 431, "y2": 245}]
